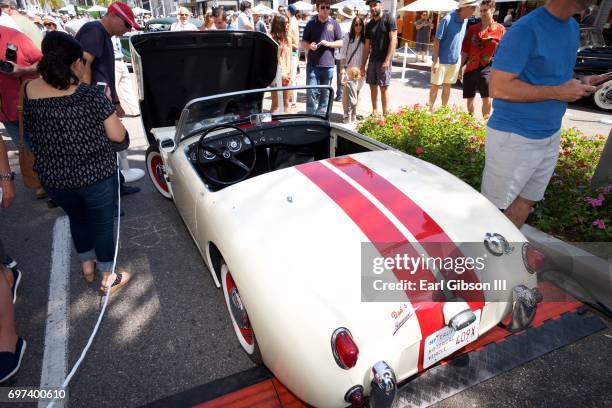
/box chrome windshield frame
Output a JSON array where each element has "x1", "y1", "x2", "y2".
[{"x1": 175, "y1": 85, "x2": 334, "y2": 145}]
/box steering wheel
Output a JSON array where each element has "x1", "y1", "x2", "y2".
[{"x1": 196, "y1": 124, "x2": 256, "y2": 186}]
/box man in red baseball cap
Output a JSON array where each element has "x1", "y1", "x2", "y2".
[
  {"x1": 74, "y1": 2, "x2": 142, "y2": 196},
  {"x1": 107, "y1": 1, "x2": 141, "y2": 31}
]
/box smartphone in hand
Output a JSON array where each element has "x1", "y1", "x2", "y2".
[
  {"x1": 579, "y1": 72, "x2": 612, "y2": 87},
  {"x1": 96, "y1": 82, "x2": 112, "y2": 100},
  {"x1": 591, "y1": 72, "x2": 612, "y2": 86}
]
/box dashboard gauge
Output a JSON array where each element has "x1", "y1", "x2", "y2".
[
  {"x1": 201, "y1": 149, "x2": 216, "y2": 160},
  {"x1": 227, "y1": 136, "x2": 242, "y2": 152}
]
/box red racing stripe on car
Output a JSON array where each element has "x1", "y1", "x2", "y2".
[
  {"x1": 329, "y1": 156, "x2": 486, "y2": 311},
  {"x1": 297, "y1": 161, "x2": 444, "y2": 371}
]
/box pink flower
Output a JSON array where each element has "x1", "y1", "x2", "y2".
[
  {"x1": 586, "y1": 194, "x2": 605, "y2": 207},
  {"x1": 415, "y1": 146, "x2": 425, "y2": 155},
  {"x1": 378, "y1": 119, "x2": 386, "y2": 126},
  {"x1": 393, "y1": 124, "x2": 401, "y2": 133},
  {"x1": 592, "y1": 219, "x2": 606, "y2": 230}
]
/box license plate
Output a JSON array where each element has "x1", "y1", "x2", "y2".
[{"x1": 423, "y1": 309, "x2": 481, "y2": 368}]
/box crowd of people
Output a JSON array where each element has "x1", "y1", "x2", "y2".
[{"x1": 0, "y1": 0, "x2": 608, "y2": 385}]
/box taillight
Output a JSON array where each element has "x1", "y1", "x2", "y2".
[
  {"x1": 522, "y1": 243, "x2": 545, "y2": 274},
  {"x1": 331, "y1": 328, "x2": 359, "y2": 369}
]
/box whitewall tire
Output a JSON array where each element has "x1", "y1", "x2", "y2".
[
  {"x1": 145, "y1": 144, "x2": 172, "y2": 199},
  {"x1": 221, "y1": 264, "x2": 263, "y2": 364}
]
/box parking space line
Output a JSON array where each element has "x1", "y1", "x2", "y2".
[{"x1": 38, "y1": 216, "x2": 70, "y2": 408}]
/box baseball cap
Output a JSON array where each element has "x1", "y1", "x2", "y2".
[
  {"x1": 107, "y1": 2, "x2": 141, "y2": 30},
  {"x1": 287, "y1": 4, "x2": 297, "y2": 15},
  {"x1": 365, "y1": 0, "x2": 381, "y2": 4}
]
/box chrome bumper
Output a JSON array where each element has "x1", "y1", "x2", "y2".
[
  {"x1": 504, "y1": 284, "x2": 542, "y2": 332},
  {"x1": 369, "y1": 361, "x2": 396, "y2": 408}
]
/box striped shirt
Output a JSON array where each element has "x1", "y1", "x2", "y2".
[{"x1": 338, "y1": 32, "x2": 364, "y2": 69}]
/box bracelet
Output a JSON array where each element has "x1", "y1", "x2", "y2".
[{"x1": 0, "y1": 171, "x2": 15, "y2": 181}]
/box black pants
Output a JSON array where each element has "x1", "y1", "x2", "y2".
[{"x1": 335, "y1": 59, "x2": 343, "y2": 98}]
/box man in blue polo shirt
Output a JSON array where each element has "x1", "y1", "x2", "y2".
[
  {"x1": 483, "y1": 0, "x2": 599, "y2": 228},
  {"x1": 429, "y1": 0, "x2": 478, "y2": 111},
  {"x1": 301, "y1": 0, "x2": 342, "y2": 115}
]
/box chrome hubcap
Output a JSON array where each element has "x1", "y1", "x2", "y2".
[{"x1": 229, "y1": 288, "x2": 250, "y2": 329}]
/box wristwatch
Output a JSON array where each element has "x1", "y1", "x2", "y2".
[{"x1": 0, "y1": 172, "x2": 15, "y2": 181}]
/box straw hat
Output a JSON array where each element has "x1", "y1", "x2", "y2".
[
  {"x1": 42, "y1": 16, "x2": 57, "y2": 27},
  {"x1": 338, "y1": 5, "x2": 355, "y2": 19},
  {"x1": 458, "y1": 0, "x2": 480, "y2": 7}
]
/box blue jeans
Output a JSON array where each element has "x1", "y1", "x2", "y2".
[
  {"x1": 306, "y1": 66, "x2": 334, "y2": 116},
  {"x1": 0, "y1": 121, "x2": 31, "y2": 150},
  {"x1": 46, "y1": 173, "x2": 119, "y2": 272}
]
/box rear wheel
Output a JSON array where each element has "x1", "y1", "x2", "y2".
[
  {"x1": 145, "y1": 144, "x2": 172, "y2": 199},
  {"x1": 221, "y1": 264, "x2": 263, "y2": 364},
  {"x1": 592, "y1": 79, "x2": 612, "y2": 112}
]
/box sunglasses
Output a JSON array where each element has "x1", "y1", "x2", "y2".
[
  {"x1": 354, "y1": 23, "x2": 363, "y2": 27},
  {"x1": 179, "y1": 13, "x2": 189, "y2": 16},
  {"x1": 43, "y1": 23, "x2": 55, "y2": 27},
  {"x1": 319, "y1": 5, "x2": 331, "y2": 10}
]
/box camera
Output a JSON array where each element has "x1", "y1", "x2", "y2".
[{"x1": 0, "y1": 44, "x2": 17, "y2": 73}]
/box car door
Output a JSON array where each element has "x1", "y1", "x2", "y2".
[
  {"x1": 166, "y1": 145, "x2": 203, "y2": 243},
  {"x1": 330, "y1": 125, "x2": 387, "y2": 157}
]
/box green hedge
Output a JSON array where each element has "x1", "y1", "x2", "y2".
[{"x1": 356, "y1": 105, "x2": 611, "y2": 242}]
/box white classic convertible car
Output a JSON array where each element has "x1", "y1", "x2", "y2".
[{"x1": 131, "y1": 31, "x2": 542, "y2": 407}]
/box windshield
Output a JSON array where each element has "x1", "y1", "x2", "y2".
[
  {"x1": 580, "y1": 28, "x2": 606, "y2": 49},
  {"x1": 177, "y1": 86, "x2": 333, "y2": 141}
]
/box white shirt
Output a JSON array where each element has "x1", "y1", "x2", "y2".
[
  {"x1": 0, "y1": 13, "x2": 22, "y2": 32},
  {"x1": 290, "y1": 15, "x2": 299, "y2": 49},
  {"x1": 237, "y1": 12, "x2": 252, "y2": 30},
  {"x1": 170, "y1": 21, "x2": 198, "y2": 31},
  {"x1": 112, "y1": 37, "x2": 123, "y2": 60},
  {"x1": 64, "y1": 18, "x2": 86, "y2": 36}
]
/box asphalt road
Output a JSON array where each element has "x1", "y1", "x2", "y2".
[{"x1": 0, "y1": 71, "x2": 610, "y2": 407}]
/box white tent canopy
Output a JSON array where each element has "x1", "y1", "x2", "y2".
[
  {"x1": 331, "y1": 0, "x2": 368, "y2": 12},
  {"x1": 291, "y1": 1, "x2": 314, "y2": 11},
  {"x1": 252, "y1": 4, "x2": 274, "y2": 15},
  {"x1": 132, "y1": 7, "x2": 152, "y2": 15},
  {"x1": 58, "y1": 5, "x2": 76, "y2": 13},
  {"x1": 86, "y1": 5, "x2": 108, "y2": 12},
  {"x1": 398, "y1": 0, "x2": 458, "y2": 12}
]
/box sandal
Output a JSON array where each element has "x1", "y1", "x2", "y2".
[{"x1": 100, "y1": 272, "x2": 130, "y2": 295}]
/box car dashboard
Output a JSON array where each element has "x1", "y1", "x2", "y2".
[{"x1": 186, "y1": 120, "x2": 331, "y2": 191}]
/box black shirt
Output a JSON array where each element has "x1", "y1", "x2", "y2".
[
  {"x1": 24, "y1": 84, "x2": 117, "y2": 189},
  {"x1": 75, "y1": 21, "x2": 118, "y2": 103},
  {"x1": 365, "y1": 13, "x2": 397, "y2": 63}
]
